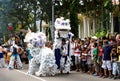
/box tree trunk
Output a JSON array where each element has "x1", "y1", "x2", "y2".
[
  {"x1": 34, "y1": 12, "x2": 37, "y2": 32},
  {"x1": 114, "y1": 16, "x2": 119, "y2": 33},
  {"x1": 40, "y1": 10, "x2": 44, "y2": 32},
  {"x1": 70, "y1": 11, "x2": 79, "y2": 38}
]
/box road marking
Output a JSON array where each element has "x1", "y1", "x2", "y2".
[{"x1": 15, "y1": 70, "x2": 47, "y2": 81}]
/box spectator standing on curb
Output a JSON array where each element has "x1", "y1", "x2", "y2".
[
  {"x1": 98, "y1": 40, "x2": 103, "y2": 77},
  {"x1": 111, "y1": 48, "x2": 119, "y2": 79},
  {"x1": 70, "y1": 38, "x2": 76, "y2": 71},
  {"x1": 93, "y1": 43, "x2": 99, "y2": 76},
  {"x1": 74, "y1": 39, "x2": 81, "y2": 72},
  {"x1": 102, "y1": 40, "x2": 112, "y2": 78}
]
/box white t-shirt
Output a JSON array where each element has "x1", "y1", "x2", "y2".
[
  {"x1": 74, "y1": 43, "x2": 80, "y2": 56},
  {"x1": 70, "y1": 42, "x2": 75, "y2": 56},
  {"x1": 10, "y1": 44, "x2": 19, "y2": 52}
]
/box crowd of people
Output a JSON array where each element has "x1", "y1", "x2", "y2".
[
  {"x1": 69, "y1": 33, "x2": 120, "y2": 79},
  {"x1": 0, "y1": 32, "x2": 120, "y2": 79},
  {"x1": 0, "y1": 35, "x2": 27, "y2": 69}
]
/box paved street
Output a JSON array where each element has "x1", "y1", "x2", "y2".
[{"x1": 0, "y1": 64, "x2": 120, "y2": 81}]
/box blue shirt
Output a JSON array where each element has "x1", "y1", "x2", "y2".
[
  {"x1": 103, "y1": 45, "x2": 112, "y2": 60},
  {"x1": 26, "y1": 48, "x2": 33, "y2": 60},
  {"x1": 0, "y1": 53, "x2": 3, "y2": 58}
]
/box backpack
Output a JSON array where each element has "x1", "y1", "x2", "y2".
[{"x1": 13, "y1": 46, "x2": 17, "y2": 54}]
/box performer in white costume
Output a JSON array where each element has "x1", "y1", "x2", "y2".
[
  {"x1": 27, "y1": 44, "x2": 41, "y2": 75},
  {"x1": 54, "y1": 17, "x2": 72, "y2": 74},
  {"x1": 60, "y1": 38, "x2": 71, "y2": 74},
  {"x1": 35, "y1": 32, "x2": 57, "y2": 76},
  {"x1": 25, "y1": 30, "x2": 57, "y2": 76},
  {"x1": 25, "y1": 30, "x2": 41, "y2": 75},
  {"x1": 35, "y1": 47, "x2": 57, "y2": 76}
]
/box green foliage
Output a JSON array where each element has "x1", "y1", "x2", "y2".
[
  {"x1": 92, "y1": 31, "x2": 105, "y2": 38},
  {"x1": 104, "y1": 0, "x2": 110, "y2": 7},
  {"x1": 4, "y1": 0, "x2": 117, "y2": 38},
  {"x1": 92, "y1": 29, "x2": 110, "y2": 38}
]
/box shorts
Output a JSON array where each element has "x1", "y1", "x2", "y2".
[
  {"x1": 98, "y1": 56, "x2": 102, "y2": 63},
  {"x1": 102, "y1": 60, "x2": 112, "y2": 70},
  {"x1": 94, "y1": 62, "x2": 99, "y2": 73},
  {"x1": 88, "y1": 64, "x2": 92, "y2": 69},
  {"x1": 75, "y1": 56, "x2": 80, "y2": 65},
  {"x1": 112, "y1": 62, "x2": 120, "y2": 75}
]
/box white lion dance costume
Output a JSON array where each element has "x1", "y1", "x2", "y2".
[
  {"x1": 54, "y1": 17, "x2": 73, "y2": 74},
  {"x1": 24, "y1": 30, "x2": 57, "y2": 76}
]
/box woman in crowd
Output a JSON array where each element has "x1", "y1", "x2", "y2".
[
  {"x1": 74, "y1": 39, "x2": 81, "y2": 72},
  {"x1": 98, "y1": 40, "x2": 103, "y2": 77}
]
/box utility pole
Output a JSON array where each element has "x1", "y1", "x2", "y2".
[
  {"x1": 51, "y1": 0, "x2": 61, "y2": 42},
  {"x1": 51, "y1": 0, "x2": 55, "y2": 42}
]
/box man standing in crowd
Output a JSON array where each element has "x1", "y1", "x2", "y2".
[
  {"x1": 8, "y1": 41, "x2": 23, "y2": 69},
  {"x1": 102, "y1": 40, "x2": 112, "y2": 78}
]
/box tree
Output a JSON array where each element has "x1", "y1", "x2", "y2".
[
  {"x1": 10, "y1": 0, "x2": 52, "y2": 32},
  {"x1": 9, "y1": 0, "x2": 119, "y2": 37},
  {"x1": 69, "y1": 0, "x2": 79, "y2": 38},
  {"x1": 10, "y1": 0, "x2": 32, "y2": 29}
]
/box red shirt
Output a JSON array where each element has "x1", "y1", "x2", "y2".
[{"x1": 99, "y1": 47, "x2": 103, "y2": 56}]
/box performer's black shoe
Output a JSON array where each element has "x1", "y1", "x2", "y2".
[
  {"x1": 66, "y1": 72, "x2": 69, "y2": 74},
  {"x1": 8, "y1": 67, "x2": 13, "y2": 70}
]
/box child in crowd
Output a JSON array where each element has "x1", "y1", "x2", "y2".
[
  {"x1": 117, "y1": 42, "x2": 120, "y2": 61},
  {"x1": 111, "y1": 48, "x2": 120, "y2": 79},
  {"x1": 88, "y1": 39, "x2": 95, "y2": 74},
  {"x1": 81, "y1": 47, "x2": 88, "y2": 73},
  {"x1": 98, "y1": 40, "x2": 103, "y2": 77},
  {"x1": 93, "y1": 43, "x2": 99, "y2": 76},
  {"x1": 87, "y1": 49, "x2": 92, "y2": 74},
  {"x1": 70, "y1": 38, "x2": 76, "y2": 71},
  {"x1": 117, "y1": 41, "x2": 120, "y2": 79},
  {"x1": 74, "y1": 39, "x2": 81, "y2": 72},
  {"x1": 26, "y1": 43, "x2": 33, "y2": 63}
]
